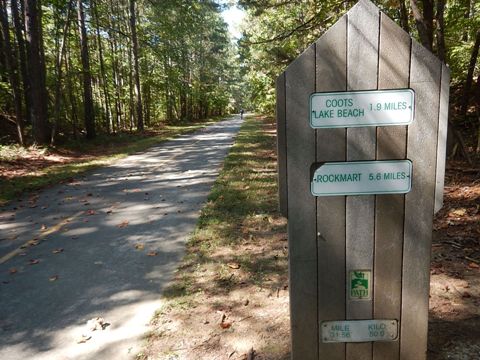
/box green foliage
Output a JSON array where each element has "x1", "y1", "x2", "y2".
[
  {"x1": 0, "y1": 0, "x2": 243, "y2": 144},
  {"x1": 239, "y1": 0, "x2": 480, "y2": 115}
]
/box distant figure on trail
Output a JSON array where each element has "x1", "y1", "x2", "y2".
[{"x1": 240, "y1": 109, "x2": 244, "y2": 119}]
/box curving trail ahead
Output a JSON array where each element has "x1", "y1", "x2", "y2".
[{"x1": 0, "y1": 116, "x2": 243, "y2": 360}]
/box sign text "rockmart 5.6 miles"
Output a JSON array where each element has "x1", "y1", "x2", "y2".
[
  {"x1": 311, "y1": 160, "x2": 412, "y2": 196},
  {"x1": 310, "y1": 89, "x2": 414, "y2": 128}
]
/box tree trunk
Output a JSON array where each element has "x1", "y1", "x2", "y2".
[
  {"x1": 92, "y1": 0, "x2": 111, "y2": 134},
  {"x1": 474, "y1": 67, "x2": 480, "y2": 153},
  {"x1": 108, "y1": 0, "x2": 121, "y2": 131},
  {"x1": 462, "y1": 0, "x2": 471, "y2": 42},
  {"x1": 144, "y1": 82, "x2": 150, "y2": 126},
  {"x1": 399, "y1": 0, "x2": 410, "y2": 33},
  {"x1": 460, "y1": 29, "x2": 480, "y2": 118},
  {"x1": 127, "y1": 38, "x2": 134, "y2": 130},
  {"x1": 0, "y1": 0, "x2": 24, "y2": 144},
  {"x1": 422, "y1": 0, "x2": 434, "y2": 49},
  {"x1": 11, "y1": 0, "x2": 31, "y2": 125},
  {"x1": 436, "y1": 0, "x2": 446, "y2": 62},
  {"x1": 25, "y1": 0, "x2": 49, "y2": 144},
  {"x1": 409, "y1": 0, "x2": 433, "y2": 50},
  {"x1": 0, "y1": 16, "x2": 5, "y2": 77},
  {"x1": 37, "y1": 0, "x2": 48, "y2": 116},
  {"x1": 129, "y1": 0, "x2": 143, "y2": 130},
  {"x1": 65, "y1": 49, "x2": 78, "y2": 139},
  {"x1": 77, "y1": 0, "x2": 95, "y2": 139},
  {"x1": 51, "y1": 0, "x2": 73, "y2": 144}
]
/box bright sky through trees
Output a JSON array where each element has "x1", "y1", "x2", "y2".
[{"x1": 221, "y1": 5, "x2": 245, "y2": 40}]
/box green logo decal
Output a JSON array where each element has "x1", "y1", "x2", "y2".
[{"x1": 350, "y1": 270, "x2": 371, "y2": 300}]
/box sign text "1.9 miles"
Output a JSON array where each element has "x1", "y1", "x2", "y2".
[{"x1": 309, "y1": 89, "x2": 414, "y2": 128}]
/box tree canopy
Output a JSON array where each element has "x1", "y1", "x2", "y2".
[
  {"x1": 0, "y1": 0, "x2": 241, "y2": 145},
  {"x1": 239, "y1": 0, "x2": 480, "y2": 152},
  {"x1": 1, "y1": 0, "x2": 479, "y2": 152}
]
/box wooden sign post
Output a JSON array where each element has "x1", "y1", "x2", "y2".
[{"x1": 275, "y1": 1, "x2": 449, "y2": 359}]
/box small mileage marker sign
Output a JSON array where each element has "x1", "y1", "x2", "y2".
[
  {"x1": 309, "y1": 89, "x2": 414, "y2": 128},
  {"x1": 322, "y1": 319, "x2": 398, "y2": 343},
  {"x1": 311, "y1": 160, "x2": 412, "y2": 196}
]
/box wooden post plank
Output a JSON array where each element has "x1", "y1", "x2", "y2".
[
  {"x1": 434, "y1": 64, "x2": 450, "y2": 214},
  {"x1": 346, "y1": 1, "x2": 379, "y2": 359},
  {"x1": 315, "y1": 15, "x2": 347, "y2": 360},
  {"x1": 276, "y1": 72, "x2": 288, "y2": 218},
  {"x1": 401, "y1": 40, "x2": 442, "y2": 360},
  {"x1": 373, "y1": 12, "x2": 410, "y2": 360},
  {"x1": 285, "y1": 44, "x2": 318, "y2": 360}
]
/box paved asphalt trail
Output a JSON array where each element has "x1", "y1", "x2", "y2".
[{"x1": 0, "y1": 116, "x2": 243, "y2": 359}]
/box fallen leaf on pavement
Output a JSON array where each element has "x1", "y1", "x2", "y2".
[
  {"x1": 117, "y1": 220, "x2": 129, "y2": 228},
  {"x1": 9, "y1": 268, "x2": 17, "y2": 274},
  {"x1": 87, "y1": 317, "x2": 107, "y2": 331},
  {"x1": 135, "y1": 244, "x2": 145, "y2": 250},
  {"x1": 85, "y1": 210, "x2": 96, "y2": 216},
  {"x1": 52, "y1": 248, "x2": 64, "y2": 254},
  {"x1": 147, "y1": 251, "x2": 158, "y2": 256},
  {"x1": 49, "y1": 275, "x2": 59, "y2": 281},
  {"x1": 40, "y1": 224, "x2": 47, "y2": 231},
  {"x1": 76, "y1": 334, "x2": 91, "y2": 344},
  {"x1": 29, "y1": 259, "x2": 40, "y2": 265}
]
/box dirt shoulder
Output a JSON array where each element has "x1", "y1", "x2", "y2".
[{"x1": 428, "y1": 163, "x2": 480, "y2": 360}]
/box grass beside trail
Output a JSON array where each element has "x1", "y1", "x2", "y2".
[
  {"x1": 140, "y1": 115, "x2": 290, "y2": 359},
  {"x1": 0, "y1": 118, "x2": 224, "y2": 206}
]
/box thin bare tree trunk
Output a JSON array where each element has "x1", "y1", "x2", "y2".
[
  {"x1": 461, "y1": 29, "x2": 480, "y2": 118},
  {"x1": 92, "y1": 0, "x2": 111, "y2": 134},
  {"x1": 51, "y1": 0, "x2": 73, "y2": 144},
  {"x1": 11, "y1": 0, "x2": 31, "y2": 125},
  {"x1": 410, "y1": 0, "x2": 433, "y2": 50},
  {"x1": 474, "y1": 72, "x2": 480, "y2": 153},
  {"x1": 108, "y1": 0, "x2": 121, "y2": 131},
  {"x1": 77, "y1": 0, "x2": 96, "y2": 138},
  {"x1": 399, "y1": 0, "x2": 410, "y2": 33},
  {"x1": 130, "y1": 0, "x2": 143, "y2": 130},
  {"x1": 128, "y1": 38, "x2": 134, "y2": 131},
  {"x1": 462, "y1": 0, "x2": 471, "y2": 42},
  {"x1": 0, "y1": 0, "x2": 24, "y2": 144},
  {"x1": 64, "y1": 49, "x2": 78, "y2": 139},
  {"x1": 436, "y1": 0, "x2": 446, "y2": 61},
  {"x1": 25, "y1": 0, "x2": 49, "y2": 144}
]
